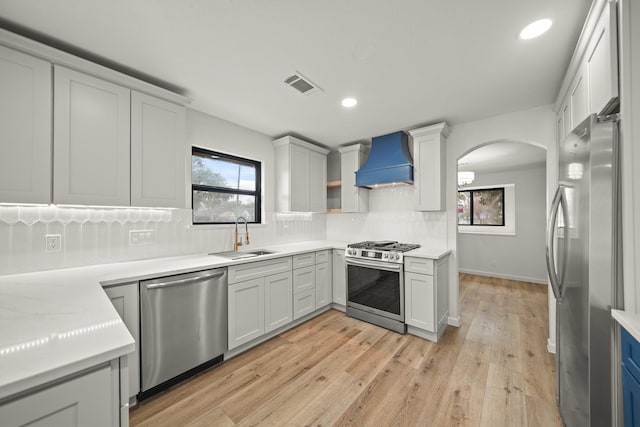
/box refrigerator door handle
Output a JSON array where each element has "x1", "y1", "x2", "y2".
[{"x1": 546, "y1": 185, "x2": 568, "y2": 301}]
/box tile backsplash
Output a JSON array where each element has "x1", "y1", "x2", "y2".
[
  {"x1": 326, "y1": 186, "x2": 448, "y2": 247},
  {"x1": 0, "y1": 206, "x2": 326, "y2": 275}
]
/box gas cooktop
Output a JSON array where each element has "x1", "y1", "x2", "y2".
[
  {"x1": 347, "y1": 240, "x2": 421, "y2": 252},
  {"x1": 345, "y1": 241, "x2": 420, "y2": 263}
]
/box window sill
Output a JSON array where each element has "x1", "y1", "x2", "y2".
[{"x1": 458, "y1": 227, "x2": 515, "y2": 236}]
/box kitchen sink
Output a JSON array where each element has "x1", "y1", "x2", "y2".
[{"x1": 209, "y1": 249, "x2": 277, "y2": 260}]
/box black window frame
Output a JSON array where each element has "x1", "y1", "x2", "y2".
[
  {"x1": 457, "y1": 187, "x2": 505, "y2": 226},
  {"x1": 191, "y1": 146, "x2": 262, "y2": 225}
]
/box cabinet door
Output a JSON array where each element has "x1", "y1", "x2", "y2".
[
  {"x1": 0, "y1": 365, "x2": 113, "y2": 427},
  {"x1": 332, "y1": 249, "x2": 346, "y2": 306},
  {"x1": 570, "y1": 64, "x2": 588, "y2": 129},
  {"x1": 54, "y1": 65, "x2": 131, "y2": 206},
  {"x1": 293, "y1": 265, "x2": 315, "y2": 293},
  {"x1": 293, "y1": 289, "x2": 315, "y2": 320},
  {"x1": 561, "y1": 99, "x2": 572, "y2": 139},
  {"x1": 623, "y1": 366, "x2": 640, "y2": 427},
  {"x1": 0, "y1": 45, "x2": 52, "y2": 204},
  {"x1": 131, "y1": 91, "x2": 186, "y2": 208},
  {"x1": 586, "y1": 1, "x2": 618, "y2": 115},
  {"x1": 104, "y1": 282, "x2": 139, "y2": 400},
  {"x1": 340, "y1": 147, "x2": 369, "y2": 213},
  {"x1": 309, "y1": 150, "x2": 327, "y2": 213},
  {"x1": 405, "y1": 272, "x2": 435, "y2": 332},
  {"x1": 315, "y1": 261, "x2": 332, "y2": 308},
  {"x1": 289, "y1": 144, "x2": 310, "y2": 211},
  {"x1": 265, "y1": 272, "x2": 293, "y2": 333},
  {"x1": 228, "y1": 278, "x2": 265, "y2": 349},
  {"x1": 415, "y1": 138, "x2": 444, "y2": 211}
]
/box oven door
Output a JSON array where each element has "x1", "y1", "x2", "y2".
[{"x1": 345, "y1": 257, "x2": 404, "y2": 322}]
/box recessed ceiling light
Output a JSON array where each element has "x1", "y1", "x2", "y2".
[
  {"x1": 519, "y1": 19, "x2": 552, "y2": 40},
  {"x1": 341, "y1": 97, "x2": 357, "y2": 108}
]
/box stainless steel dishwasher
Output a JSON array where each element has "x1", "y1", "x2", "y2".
[{"x1": 139, "y1": 267, "x2": 227, "y2": 399}]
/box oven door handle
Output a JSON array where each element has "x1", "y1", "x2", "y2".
[{"x1": 345, "y1": 258, "x2": 403, "y2": 272}]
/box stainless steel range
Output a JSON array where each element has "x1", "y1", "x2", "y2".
[{"x1": 345, "y1": 241, "x2": 420, "y2": 334}]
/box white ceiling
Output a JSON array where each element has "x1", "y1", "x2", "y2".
[
  {"x1": 458, "y1": 141, "x2": 546, "y2": 173},
  {"x1": 0, "y1": 0, "x2": 591, "y2": 147}
]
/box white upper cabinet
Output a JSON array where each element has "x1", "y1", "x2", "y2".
[
  {"x1": 555, "y1": 0, "x2": 619, "y2": 131},
  {"x1": 408, "y1": 122, "x2": 450, "y2": 212},
  {"x1": 131, "y1": 91, "x2": 186, "y2": 208},
  {"x1": 290, "y1": 143, "x2": 311, "y2": 212},
  {"x1": 309, "y1": 150, "x2": 327, "y2": 213},
  {"x1": 586, "y1": 0, "x2": 618, "y2": 115},
  {"x1": 570, "y1": 63, "x2": 588, "y2": 127},
  {"x1": 339, "y1": 144, "x2": 369, "y2": 213},
  {"x1": 0, "y1": 45, "x2": 52, "y2": 204},
  {"x1": 274, "y1": 135, "x2": 329, "y2": 213},
  {"x1": 54, "y1": 65, "x2": 131, "y2": 206}
]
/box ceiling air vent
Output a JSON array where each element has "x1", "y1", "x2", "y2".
[{"x1": 284, "y1": 72, "x2": 322, "y2": 96}]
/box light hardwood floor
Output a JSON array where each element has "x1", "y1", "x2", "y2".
[{"x1": 130, "y1": 274, "x2": 560, "y2": 426}]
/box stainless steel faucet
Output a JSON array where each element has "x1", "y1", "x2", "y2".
[{"x1": 233, "y1": 217, "x2": 249, "y2": 251}]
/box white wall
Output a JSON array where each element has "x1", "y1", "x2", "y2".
[
  {"x1": 457, "y1": 164, "x2": 547, "y2": 284},
  {"x1": 0, "y1": 109, "x2": 326, "y2": 275},
  {"x1": 447, "y1": 103, "x2": 557, "y2": 348}
]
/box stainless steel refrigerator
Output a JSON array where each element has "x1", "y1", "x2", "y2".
[{"x1": 546, "y1": 113, "x2": 622, "y2": 426}]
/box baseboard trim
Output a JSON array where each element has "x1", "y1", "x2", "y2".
[
  {"x1": 547, "y1": 338, "x2": 556, "y2": 354},
  {"x1": 448, "y1": 316, "x2": 462, "y2": 327},
  {"x1": 458, "y1": 268, "x2": 548, "y2": 285}
]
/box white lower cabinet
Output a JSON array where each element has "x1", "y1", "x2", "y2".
[
  {"x1": 228, "y1": 277, "x2": 265, "y2": 349},
  {"x1": 293, "y1": 265, "x2": 315, "y2": 293},
  {"x1": 405, "y1": 272, "x2": 436, "y2": 331},
  {"x1": 103, "y1": 282, "x2": 140, "y2": 402},
  {"x1": 293, "y1": 264, "x2": 315, "y2": 319},
  {"x1": 315, "y1": 256, "x2": 332, "y2": 309},
  {"x1": 265, "y1": 271, "x2": 293, "y2": 333},
  {"x1": 332, "y1": 249, "x2": 346, "y2": 306},
  {"x1": 227, "y1": 250, "x2": 336, "y2": 351},
  {"x1": 404, "y1": 255, "x2": 450, "y2": 342},
  {"x1": 293, "y1": 289, "x2": 316, "y2": 319},
  {"x1": 0, "y1": 364, "x2": 115, "y2": 427}
]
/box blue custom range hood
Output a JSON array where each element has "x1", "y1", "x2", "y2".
[{"x1": 355, "y1": 131, "x2": 413, "y2": 188}]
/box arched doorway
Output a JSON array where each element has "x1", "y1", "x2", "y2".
[{"x1": 456, "y1": 140, "x2": 547, "y2": 285}]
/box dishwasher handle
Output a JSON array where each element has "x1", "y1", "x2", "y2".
[{"x1": 144, "y1": 270, "x2": 226, "y2": 290}]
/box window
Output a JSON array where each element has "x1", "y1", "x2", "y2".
[
  {"x1": 192, "y1": 147, "x2": 261, "y2": 224},
  {"x1": 457, "y1": 187, "x2": 505, "y2": 226}
]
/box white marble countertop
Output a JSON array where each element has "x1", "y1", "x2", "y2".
[
  {"x1": 612, "y1": 309, "x2": 640, "y2": 342},
  {"x1": 0, "y1": 239, "x2": 449, "y2": 401},
  {"x1": 404, "y1": 247, "x2": 451, "y2": 260}
]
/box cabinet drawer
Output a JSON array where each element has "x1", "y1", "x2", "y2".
[
  {"x1": 315, "y1": 250, "x2": 330, "y2": 264},
  {"x1": 622, "y1": 328, "x2": 640, "y2": 383},
  {"x1": 293, "y1": 252, "x2": 316, "y2": 269},
  {"x1": 293, "y1": 265, "x2": 315, "y2": 294},
  {"x1": 293, "y1": 289, "x2": 315, "y2": 320},
  {"x1": 404, "y1": 257, "x2": 434, "y2": 275},
  {"x1": 228, "y1": 257, "x2": 292, "y2": 284}
]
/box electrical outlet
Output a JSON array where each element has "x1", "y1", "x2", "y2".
[
  {"x1": 45, "y1": 234, "x2": 62, "y2": 252},
  {"x1": 129, "y1": 229, "x2": 154, "y2": 246}
]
